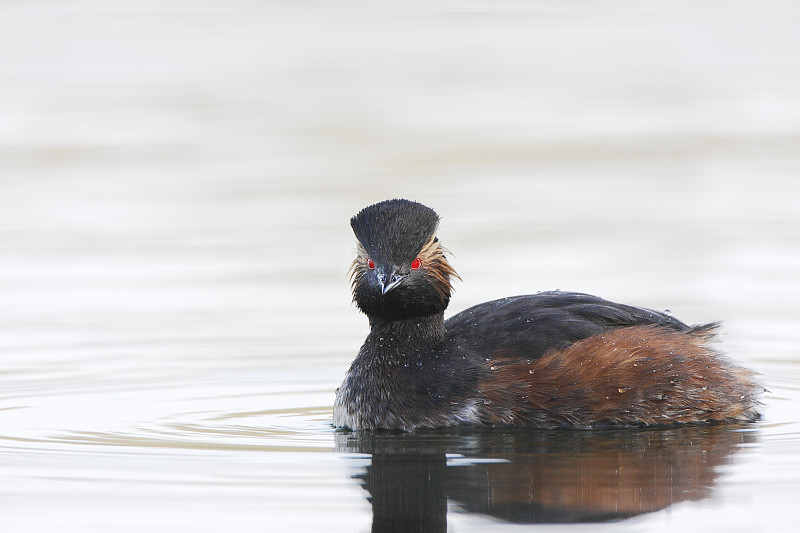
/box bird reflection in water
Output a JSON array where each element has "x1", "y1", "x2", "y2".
[{"x1": 336, "y1": 425, "x2": 756, "y2": 531}]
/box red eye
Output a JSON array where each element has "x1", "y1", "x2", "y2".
[
  {"x1": 367, "y1": 258, "x2": 375, "y2": 270},
  {"x1": 411, "y1": 257, "x2": 421, "y2": 270}
]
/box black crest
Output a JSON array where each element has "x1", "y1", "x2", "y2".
[{"x1": 351, "y1": 199, "x2": 440, "y2": 266}]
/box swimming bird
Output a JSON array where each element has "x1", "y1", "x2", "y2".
[{"x1": 333, "y1": 199, "x2": 761, "y2": 431}]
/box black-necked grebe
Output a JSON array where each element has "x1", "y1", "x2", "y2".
[{"x1": 333, "y1": 199, "x2": 761, "y2": 431}]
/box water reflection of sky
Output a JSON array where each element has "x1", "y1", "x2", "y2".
[{"x1": 1, "y1": 1, "x2": 799, "y2": 532}]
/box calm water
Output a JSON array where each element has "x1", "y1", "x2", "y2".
[{"x1": 2, "y1": 1, "x2": 800, "y2": 531}]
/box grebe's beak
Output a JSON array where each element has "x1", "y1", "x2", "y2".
[{"x1": 376, "y1": 267, "x2": 406, "y2": 295}]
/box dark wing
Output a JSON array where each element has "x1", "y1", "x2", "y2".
[{"x1": 444, "y1": 291, "x2": 691, "y2": 361}]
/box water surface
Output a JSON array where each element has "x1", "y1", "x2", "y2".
[{"x1": 2, "y1": 1, "x2": 799, "y2": 532}]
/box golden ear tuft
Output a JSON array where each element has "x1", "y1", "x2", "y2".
[{"x1": 418, "y1": 236, "x2": 461, "y2": 299}]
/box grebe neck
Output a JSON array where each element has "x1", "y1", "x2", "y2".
[{"x1": 360, "y1": 313, "x2": 445, "y2": 362}]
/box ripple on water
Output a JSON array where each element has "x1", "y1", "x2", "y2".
[{"x1": 0, "y1": 375, "x2": 339, "y2": 455}]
